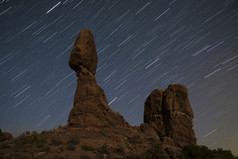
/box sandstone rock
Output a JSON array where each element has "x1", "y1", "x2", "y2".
[
  {"x1": 68, "y1": 29, "x2": 128, "y2": 128},
  {"x1": 143, "y1": 84, "x2": 196, "y2": 148},
  {"x1": 163, "y1": 84, "x2": 193, "y2": 118},
  {"x1": 69, "y1": 28, "x2": 98, "y2": 75},
  {"x1": 163, "y1": 84, "x2": 196, "y2": 147},
  {"x1": 144, "y1": 89, "x2": 166, "y2": 138}
]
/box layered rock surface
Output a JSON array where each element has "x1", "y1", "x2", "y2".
[{"x1": 143, "y1": 84, "x2": 196, "y2": 148}]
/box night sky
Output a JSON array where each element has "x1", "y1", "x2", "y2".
[{"x1": 0, "y1": 0, "x2": 238, "y2": 155}]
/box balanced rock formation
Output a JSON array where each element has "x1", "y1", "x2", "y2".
[
  {"x1": 0, "y1": 29, "x2": 198, "y2": 159},
  {"x1": 67, "y1": 28, "x2": 196, "y2": 158},
  {"x1": 67, "y1": 28, "x2": 128, "y2": 128},
  {"x1": 69, "y1": 28, "x2": 98, "y2": 75},
  {"x1": 143, "y1": 84, "x2": 196, "y2": 148}
]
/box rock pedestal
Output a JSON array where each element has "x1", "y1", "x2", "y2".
[{"x1": 67, "y1": 28, "x2": 127, "y2": 128}]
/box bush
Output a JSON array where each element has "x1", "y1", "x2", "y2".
[
  {"x1": 67, "y1": 138, "x2": 79, "y2": 145},
  {"x1": 80, "y1": 154, "x2": 91, "y2": 159},
  {"x1": 97, "y1": 145, "x2": 109, "y2": 154},
  {"x1": 124, "y1": 153, "x2": 143, "y2": 159},
  {"x1": 36, "y1": 143, "x2": 44, "y2": 148},
  {"x1": 0, "y1": 129, "x2": 13, "y2": 142},
  {"x1": 0, "y1": 154, "x2": 3, "y2": 159},
  {"x1": 146, "y1": 142, "x2": 165, "y2": 159},
  {"x1": 179, "y1": 145, "x2": 214, "y2": 159},
  {"x1": 50, "y1": 138, "x2": 63, "y2": 146},
  {"x1": 42, "y1": 146, "x2": 51, "y2": 153},
  {"x1": 213, "y1": 148, "x2": 237, "y2": 159},
  {"x1": 57, "y1": 146, "x2": 64, "y2": 153},
  {"x1": 0, "y1": 143, "x2": 11, "y2": 149},
  {"x1": 180, "y1": 145, "x2": 238, "y2": 159},
  {"x1": 14, "y1": 131, "x2": 45, "y2": 145},
  {"x1": 113, "y1": 146, "x2": 125, "y2": 154},
  {"x1": 66, "y1": 144, "x2": 76, "y2": 151},
  {"x1": 53, "y1": 156, "x2": 69, "y2": 159},
  {"x1": 81, "y1": 145, "x2": 95, "y2": 151},
  {"x1": 95, "y1": 154, "x2": 104, "y2": 159},
  {"x1": 10, "y1": 154, "x2": 24, "y2": 159},
  {"x1": 127, "y1": 135, "x2": 140, "y2": 144}
]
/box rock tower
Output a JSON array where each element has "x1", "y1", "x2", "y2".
[
  {"x1": 143, "y1": 84, "x2": 197, "y2": 148},
  {"x1": 68, "y1": 28, "x2": 128, "y2": 128}
]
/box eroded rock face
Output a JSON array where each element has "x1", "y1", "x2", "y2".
[
  {"x1": 68, "y1": 28, "x2": 127, "y2": 128},
  {"x1": 69, "y1": 28, "x2": 98, "y2": 75},
  {"x1": 144, "y1": 89, "x2": 166, "y2": 138},
  {"x1": 143, "y1": 84, "x2": 196, "y2": 148}
]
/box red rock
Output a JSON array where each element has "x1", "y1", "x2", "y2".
[
  {"x1": 143, "y1": 84, "x2": 196, "y2": 148},
  {"x1": 68, "y1": 29, "x2": 128, "y2": 128},
  {"x1": 69, "y1": 28, "x2": 98, "y2": 75}
]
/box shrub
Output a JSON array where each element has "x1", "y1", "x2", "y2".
[
  {"x1": 0, "y1": 143, "x2": 11, "y2": 149},
  {"x1": 57, "y1": 146, "x2": 64, "y2": 152},
  {"x1": 0, "y1": 129, "x2": 13, "y2": 142},
  {"x1": 36, "y1": 143, "x2": 44, "y2": 148},
  {"x1": 145, "y1": 142, "x2": 165, "y2": 159},
  {"x1": 13, "y1": 145, "x2": 21, "y2": 152},
  {"x1": 127, "y1": 135, "x2": 140, "y2": 144},
  {"x1": 213, "y1": 148, "x2": 237, "y2": 159},
  {"x1": 50, "y1": 138, "x2": 63, "y2": 146},
  {"x1": 67, "y1": 138, "x2": 79, "y2": 145},
  {"x1": 53, "y1": 156, "x2": 69, "y2": 159},
  {"x1": 95, "y1": 154, "x2": 104, "y2": 159},
  {"x1": 97, "y1": 145, "x2": 109, "y2": 154},
  {"x1": 124, "y1": 153, "x2": 142, "y2": 159},
  {"x1": 14, "y1": 131, "x2": 45, "y2": 145},
  {"x1": 42, "y1": 146, "x2": 51, "y2": 153},
  {"x1": 179, "y1": 145, "x2": 215, "y2": 159},
  {"x1": 81, "y1": 145, "x2": 95, "y2": 151},
  {"x1": 179, "y1": 146, "x2": 238, "y2": 159},
  {"x1": 80, "y1": 154, "x2": 91, "y2": 159},
  {"x1": 113, "y1": 146, "x2": 125, "y2": 154},
  {"x1": 10, "y1": 154, "x2": 24, "y2": 159},
  {"x1": 67, "y1": 144, "x2": 76, "y2": 151}
]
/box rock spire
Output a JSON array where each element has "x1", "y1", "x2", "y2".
[{"x1": 67, "y1": 28, "x2": 127, "y2": 128}]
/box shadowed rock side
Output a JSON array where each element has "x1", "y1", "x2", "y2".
[
  {"x1": 143, "y1": 84, "x2": 197, "y2": 148},
  {"x1": 68, "y1": 28, "x2": 128, "y2": 128}
]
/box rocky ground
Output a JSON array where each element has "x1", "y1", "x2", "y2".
[{"x1": 0, "y1": 126, "x2": 167, "y2": 159}]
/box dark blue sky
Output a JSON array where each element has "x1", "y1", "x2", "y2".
[{"x1": 0, "y1": 0, "x2": 237, "y2": 155}]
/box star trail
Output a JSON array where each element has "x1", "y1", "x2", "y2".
[{"x1": 0, "y1": 0, "x2": 238, "y2": 155}]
